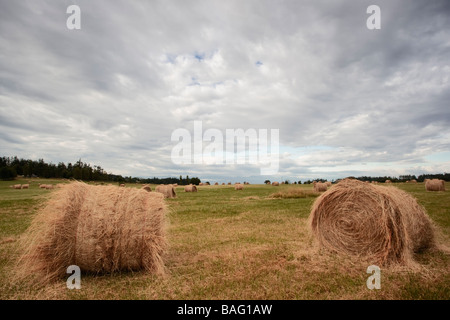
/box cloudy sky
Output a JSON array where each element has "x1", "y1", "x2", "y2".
[{"x1": 1, "y1": 0, "x2": 449, "y2": 183}]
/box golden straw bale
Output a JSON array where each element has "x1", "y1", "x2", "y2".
[
  {"x1": 425, "y1": 179, "x2": 445, "y2": 192},
  {"x1": 155, "y1": 185, "x2": 177, "y2": 198},
  {"x1": 309, "y1": 179, "x2": 435, "y2": 265},
  {"x1": 14, "y1": 182, "x2": 167, "y2": 284},
  {"x1": 184, "y1": 185, "x2": 198, "y2": 192},
  {"x1": 235, "y1": 184, "x2": 244, "y2": 190}
]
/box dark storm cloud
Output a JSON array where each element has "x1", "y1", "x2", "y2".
[{"x1": 0, "y1": 0, "x2": 449, "y2": 180}]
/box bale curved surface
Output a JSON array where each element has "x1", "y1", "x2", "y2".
[
  {"x1": 313, "y1": 182, "x2": 328, "y2": 192},
  {"x1": 15, "y1": 182, "x2": 167, "y2": 284},
  {"x1": 184, "y1": 185, "x2": 197, "y2": 192},
  {"x1": 155, "y1": 185, "x2": 177, "y2": 198},
  {"x1": 309, "y1": 179, "x2": 435, "y2": 265},
  {"x1": 425, "y1": 179, "x2": 445, "y2": 192}
]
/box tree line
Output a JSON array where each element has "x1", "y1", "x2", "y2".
[{"x1": 0, "y1": 156, "x2": 200, "y2": 185}]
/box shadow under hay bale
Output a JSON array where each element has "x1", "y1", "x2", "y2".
[
  {"x1": 15, "y1": 182, "x2": 167, "y2": 285},
  {"x1": 309, "y1": 179, "x2": 436, "y2": 266}
]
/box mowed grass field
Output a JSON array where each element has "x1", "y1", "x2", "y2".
[{"x1": 0, "y1": 179, "x2": 449, "y2": 300}]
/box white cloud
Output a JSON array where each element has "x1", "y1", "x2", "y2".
[{"x1": 1, "y1": 0, "x2": 449, "y2": 182}]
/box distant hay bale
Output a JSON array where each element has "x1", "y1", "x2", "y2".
[
  {"x1": 141, "y1": 185, "x2": 152, "y2": 192},
  {"x1": 184, "y1": 185, "x2": 197, "y2": 192},
  {"x1": 425, "y1": 179, "x2": 445, "y2": 192},
  {"x1": 119, "y1": 184, "x2": 125, "y2": 187},
  {"x1": 14, "y1": 182, "x2": 167, "y2": 284},
  {"x1": 227, "y1": 182, "x2": 231, "y2": 185},
  {"x1": 13, "y1": 184, "x2": 22, "y2": 189},
  {"x1": 155, "y1": 185, "x2": 177, "y2": 198},
  {"x1": 313, "y1": 182, "x2": 327, "y2": 192},
  {"x1": 199, "y1": 183, "x2": 204, "y2": 186},
  {"x1": 325, "y1": 181, "x2": 332, "y2": 187},
  {"x1": 39, "y1": 184, "x2": 46, "y2": 189},
  {"x1": 309, "y1": 179, "x2": 435, "y2": 265},
  {"x1": 45, "y1": 185, "x2": 53, "y2": 190},
  {"x1": 385, "y1": 180, "x2": 392, "y2": 183},
  {"x1": 272, "y1": 182, "x2": 279, "y2": 186},
  {"x1": 235, "y1": 184, "x2": 244, "y2": 190},
  {"x1": 410, "y1": 179, "x2": 417, "y2": 184},
  {"x1": 371, "y1": 181, "x2": 378, "y2": 184},
  {"x1": 214, "y1": 182, "x2": 219, "y2": 185},
  {"x1": 221, "y1": 183, "x2": 225, "y2": 185},
  {"x1": 21, "y1": 184, "x2": 29, "y2": 189},
  {"x1": 281, "y1": 182, "x2": 285, "y2": 184}
]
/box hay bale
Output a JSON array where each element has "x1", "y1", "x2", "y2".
[
  {"x1": 410, "y1": 179, "x2": 417, "y2": 184},
  {"x1": 235, "y1": 184, "x2": 244, "y2": 190},
  {"x1": 45, "y1": 185, "x2": 53, "y2": 190},
  {"x1": 309, "y1": 179, "x2": 435, "y2": 265},
  {"x1": 21, "y1": 184, "x2": 29, "y2": 189},
  {"x1": 272, "y1": 182, "x2": 279, "y2": 186},
  {"x1": 15, "y1": 182, "x2": 167, "y2": 284},
  {"x1": 325, "y1": 181, "x2": 332, "y2": 187},
  {"x1": 214, "y1": 182, "x2": 219, "y2": 185},
  {"x1": 313, "y1": 182, "x2": 327, "y2": 192},
  {"x1": 13, "y1": 184, "x2": 22, "y2": 189},
  {"x1": 385, "y1": 180, "x2": 392, "y2": 183},
  {"x1": 227, "y1": 182, "x2": 231, "y2": 185},
  {"x1": 141, "y1": 185, "x2": 152, "y2": 192},
  {"x1": 425, "y1": 179, "x2": 445, "y2": 192},
  {"x1": 199, "y1": 183, "x2": 204, "y2": 186},
  {"x1": 155, "y1": 185, "x2": 176, "y2": 198},
  {"x1": 184, "y1": 185, "x2": 197, "y2": 192},
  {"x1": 221, "y1": 183, "x2": 225, "y2": 185},
  {"x1": 119, "y1": 184, "x2": 125, "y2": 187}
]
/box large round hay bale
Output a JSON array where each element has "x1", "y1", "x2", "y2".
[
  {"x1": 155, "y1": 185, "x2": 177, "y2": 198},
  {"x1": 15, "y1": 182, "x2": 167, "y2": 284},
  {"x1": 425, "y1": 179, "x2": 445, "y2": 192},
  {"x1": 309, "y1": 179, "x2": 435, "y2": 265},
  {"x1": 272, "y1": 182, "x2": 279, "y2": 186},
  {"x1": 314, "y1": 182, "x2": 328, "y2": 192},
  {"x1": 235, "y1": 184, "x2": 244, "y2": 190},
  {"x1": 325, "y1": 181, "x2": 332, "y2": 187},
  {"x1": 184, "y1": 185, "x2": 197, "y2": 192}
]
